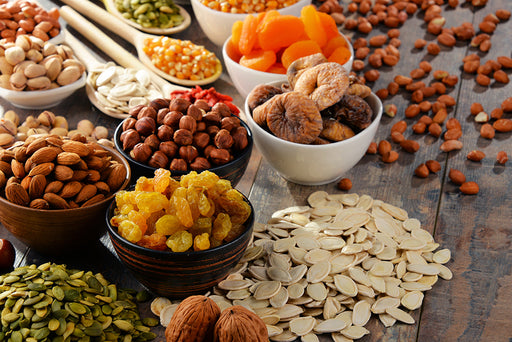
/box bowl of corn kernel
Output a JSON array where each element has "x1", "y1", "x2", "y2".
[
  {"x1": 190, "y1": 0, "x2": 311, "y2": 46},
  {"x1": 106, "y1": 168, "x2": 254, "y2": 297}
]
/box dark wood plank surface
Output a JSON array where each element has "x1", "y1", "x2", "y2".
[{"x1": 0, "y1": 0, "x2": 510, "y2": 341}]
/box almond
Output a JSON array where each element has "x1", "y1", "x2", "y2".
[
  {"x1": 54, "y1": 165, "x2": 74, "y2": 182},
  {"x1": 414, "y1": 163, "x2": 429, "y2": 178},
  {"x1": 440, "y1": 140, "x2": 463, "y2": 152},
  {"x1": 81, "y1": 194, "x2": 105, "y2": 208},
  {"x1": 29, "y1": 198, "x2": 50, "y2": 209},
  {"x1": 5, "y1": 183, "x2": 30, "y2": 206},
  {"x1": 496, "y1": 151, "x2": 508, "y2": 164},
  {"x1": 61, "y1": 140, "x2": 90, "y2": 157},
  {"x1": 11, "y1": 159, "x2": 25, "y2": 179},
  {"x1": 55, "y1": 151, "x2": 81, "y2": 165},
  {"x1": 480, "y1": 123, "x2": 495, "y2": 139},
  {"x1": 449, "y1": 168, "x2": 466, "y2": 185},
  {"x1": 400, "y1": 140, "x2": 420, "y2": 153},
  {"x1": 71, "y1": 170, "x2": 89, "y2": 182},
  {"x1": 28, "y1": 174, "x2": 46, "y2": 199},
  {"x1": 106, "y1": 163, "x2": 127, "y2": 191},
  {"x1": 59, "y1": 181, "x2": 83, "y2": 198},
  {"x1": 28, "y1": 162, "x2": 54, "y2": 177},
  {"x1": 43, "y1": 193, "x2": 70, "y2": 209},
  {"x1": 95, "y1": 181, "x2": 111, "y2": 194},
  {"x1": 460, "y1": 181, "x2": 479, "y2": 195},
  {"x1": 75, "y1": 184, "x2": 97, "y2": 203},
  {"x1": 493, "y1": 119, "x2": 512, "y2": 132},
  {"x1": 29, "y1": 146, "x2": 60, "y2": 164},
  {"x1": 382, "y1": 150, "x2": 399, "y2": 163},
  {"x1": 467, "y1": 150, "x2": 485, "y2": 162},
  {"x1": 45, "y1": 180, "x2": 64, "y2": 194},
  {"x1": 25, "y1": 137, "x2": 48, "y2": 155}
]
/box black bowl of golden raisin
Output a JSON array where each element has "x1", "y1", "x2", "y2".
[{"x1": 114, "y1": 97, "x2": 253, "y2": 186}]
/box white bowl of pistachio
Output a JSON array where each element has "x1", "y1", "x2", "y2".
[{"x1": 0, "y1": 35, "x2": 87, "y2": 109}]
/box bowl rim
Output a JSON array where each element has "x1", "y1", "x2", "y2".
[
  {"x1": 0, "y1": 73, "x2": 87, "y2": 97},
  {"x1": 244, "y1": 84, "x2": 383, "y2": 150},
  {"x1": 105, "y1": 190, "x2": 255, "y2": 257},
  {"x1": 191, "y1": 0, "x2": 311, "y2": 18},
  {"x1": 113, "y1": 115, "x2": 254, "y2": 176},
  {"x1": 0, "y1": 144, "x2": 131, "y2": 212}
]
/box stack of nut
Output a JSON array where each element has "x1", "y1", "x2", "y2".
[
  {"x1": 120, "y1": 98, "x2": 249, "y2": 171},
  {"x1": 0, "y1": 35, "x2": 85, "y2": 91},
  {"x1": 0, "y1": 134, "x2": 127, "y2": 209},
  {"x1": 0, "y1": 110, "x2": 112, "y2": 149}
]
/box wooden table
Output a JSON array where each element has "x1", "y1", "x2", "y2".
[{"x1": 0, "y1": 0, "x2": 511, "y2": 341}]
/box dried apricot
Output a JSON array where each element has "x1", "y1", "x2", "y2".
[
  {"x1": 239, "y1": 14, "x2": 258, "y2": 55},
  {"x1": 301, "y1": 5, "x2": 328, "y2": 47},
  {"x1": 239, "y1": 49, "x2": 277, "y2": 72},
  {"x1": 257, "y1": 15, "x2": 305, "y2": 52},
  {"x1": 323, "y1": 36, "x2": 349, "y2": 59},
  {"x1": 281, "y1": 40, "x2": 322, "y2": 70}
]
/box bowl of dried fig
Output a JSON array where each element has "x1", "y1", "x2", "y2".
[
  {"x1": 114, "y1": 97, "x2": 253, "y2": 187},
  {"x1": 244, "y1": 59, "x2": 382, "y2": 185},
  {"x1": 0, "y1": 134, "x2": 131, "y2": 255}
]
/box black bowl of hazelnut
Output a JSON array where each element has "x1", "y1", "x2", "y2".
[{"x1": 114, "y1": 97, "x2": 253, "y2": 187}]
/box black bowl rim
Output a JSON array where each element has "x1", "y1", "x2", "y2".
[
  {"x1": 105, "y1": 191, "x2": 255, "y2": 258},
  {"x1": 114, "y1": 115, "x2": 254, "y2": 176},
  {"x1": 0, "y1": 144, "x2": 131, "y2": 213}
]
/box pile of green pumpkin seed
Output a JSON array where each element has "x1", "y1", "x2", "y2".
[
  {"x1": 0, "y1": 263, "x2": 158, "y2": 341},
  {"x1": 115, "y1": 0, "x2": 184, "y2": 29}
]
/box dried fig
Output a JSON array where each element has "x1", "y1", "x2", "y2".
[
  {"x1": 263, "y1": 91, "x2": 323, "y2": 144},
  {"x1": 323, "y1": 95, "x2": 374, "y2": 131},
  {"x1": 246, "y1": 84, "x2": 283, "y2": 112},
  {"x1": 320, "y1": 118, "x2": 356, "y2": 141},
  {"x1": 287, "y1": 52, "x2": 328, "y2": 88}
]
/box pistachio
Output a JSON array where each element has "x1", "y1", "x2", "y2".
[
  {"x1": 24, "y1": 63, "x2": 46, "y2": 78},
  {"x1": 26, "y1": 76, "x2": 51, "y2": 90},
  {"x1": 9, "y1": 72, "x2": 27, "y2": 91},
  {"x1": 56, "y1": 65, "x2": 82, "y2": 86},
  {"x1": 4, "y1": 46, "x2": 25, "y2": 65}
]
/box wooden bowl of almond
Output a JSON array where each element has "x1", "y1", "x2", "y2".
[{"x1": 0, "y1": 134, "x2": 131, "y2": 255}]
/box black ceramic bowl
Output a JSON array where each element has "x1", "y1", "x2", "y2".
[
  {"x1": 113, "y1": 117, "x2": 253, "y2": 187},
  {"x1": 105, "y1": 193, "x2": 254, "y2": 298}
]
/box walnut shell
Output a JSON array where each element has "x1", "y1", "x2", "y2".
[
  {"x1": 165, "y1": 295, "x2": 221, "y2": 342},
  {"x1": 214, "y1": 305, "x2": 268, "y2": 342}
]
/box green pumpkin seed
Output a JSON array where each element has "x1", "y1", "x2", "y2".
[
  {"x1": 2, "y1": 312, "x2": 20, "y2": 322},
  {"x1": 48, "y1": 318, "x2": 60, "y2": 331},
  {"x1": 33, "y1": 326, "x2": 51, "y2": 339},
  {"x1": 113, "y1": 319, "x2": 134, "y2": 331},
  {"x1": 51, "y1": 287, "x2": 65, "y2": 301}
]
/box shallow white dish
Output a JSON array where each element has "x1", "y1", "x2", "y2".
[
  {"x1": 191, "y1": 0, "x2": 311, "y2": 46},
  {"x1": 0, "y1": 73, "x2": 86, "y2": 109},
  {"x1": 223, "y1": 32, "x2": 353, "y2": 99},
  {"x1": 244, "y1": 81, "x2": 382, "y2": 186}
]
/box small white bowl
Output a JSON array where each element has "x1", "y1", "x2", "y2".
[
  {"x1": 244, "y1": 81, "x2": 382, "y2": 186},
  {"x1": 223, "y1": 33, "x2": 354, "y2": 99},
  {"x1": 191, "y1": 0, "x2": 311, "y2": 46},
  {"x1": 0, "y1": 73, "x2": 86, "y2": 109}
]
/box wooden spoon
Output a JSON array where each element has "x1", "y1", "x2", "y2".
[
  {"x1": 101, "y1": 0, "x2": 191, "y2": 35},
  {"x1": 59, "y1": 0, "x2": 222, "y2": 87}
]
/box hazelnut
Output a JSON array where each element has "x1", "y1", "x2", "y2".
[
  {"x1": 134, "y1": 117, "x2": 156, "y2": 136},
  {"x1": 144, "y1": 134, "x2": 160, "y2": 150},
  {"x1": 122, "y1": 118, "x2": 137, "y2": 131},
  {"x1": 173, "y1": 129, "x2": 193, "y2": 146},
  {"x1": 187, "y1": 105, "x2": 203, "y2": 121},
  {"x1": 179, "y1": 115, "x2": 197, "y2": 133},
  {"x1": 150, "y1": 98, "x2": 170, "y2": 111},
  {"x1": 159, "y1": 141, "x2": 178, "y2": 158},
  {"x1": 137, "y1": 106, "x2": 157, "y2": 121},
  {"x1": 157, "y1": 125, "x2": 174, "y2": 141},
  {"x1": 206, "y1": 125, "x2": 220, "y2": 138},
  {"x1": 197, "y1": 121, "x2": 206, "y2": 132},
  {"x1": 212, "y1": 102, "x2": 232, "y2": 117},
  {"x1": 129, "y1": 104, "x2": 145, "y2": 118},
  {"x1": 204, "y1": 145, "x2": 216, "y2": 158},
  {"x1": 194, "y1": 99, "x2": 210, "y2": 112},
  {"x1": 170, "y1": 158, "x2": 187, "y2": 171},
  {"x1": 179, "y1": 145, "x2": 199, "y2": 163},
  {"x1": 169, "y1": 98, "x2": 191, "y2": 113},
  {"x1": 190, "y1": 157, "x2": 211, "y2": 171},
  {"x1": 163, "y1": 111, "x2": 183, "y2": 128},
  {"x1": 130, "y1": 143, "x2": 152, "y2": 163},
  {"x1": 203, "y1": 112, "x2": 221, "y2": 126},
  {"x1": 221, "y1": 117, "x2": 241, "y2": 132},
  {"x1": 121, "y1": 129, "x2": 140, "y2": 150},
  {"x1": 209, "y1": 148, "x2": 231, "y2": 165},
  {"x1": 193, "y1": 132, "x2": 210, "y2": 149},
  {"x1": 232, "y1": 126, "x2": 249, "y2": 151},
  {"x1": 214, "y1": 129, "x2": 234, "y2": 149},
  {"x1": 148, "y1": 150, "x2": 169, "y2": 169},
  {"x1": 157, "y1": 108, "x2": 170, "y2": 125}
]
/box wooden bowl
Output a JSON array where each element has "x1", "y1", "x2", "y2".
[
  {"x1": 105, "y1": 193, "x2": 254, "y2": 298},
  {"x1": 0, "y1": 146, "x2": 131, "y2": 255},
  {"x1": 113, "y1": 118, "x2": 253, "y2": 187}
]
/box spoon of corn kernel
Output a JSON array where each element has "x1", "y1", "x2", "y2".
[{"x1": 60, "y1": 1, "x2": 222, "y2": 87}]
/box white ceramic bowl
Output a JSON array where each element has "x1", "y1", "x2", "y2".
[
  {"x1": 191, "y1": 0, "x2": 311, "y2": 46},
  {"x1": 0, "y1": 73, "x2": 86, "y2": 109},
  {"x1": 223, "y1": 33, "x2": 354, "y2": 99},
  {"x1": 244, "y1": 81, "x2": 383, "y2": 185}
]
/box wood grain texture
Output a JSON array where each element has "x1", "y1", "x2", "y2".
[{"x1": 0, "y1": 0, "x2": 509, "y2": 341}]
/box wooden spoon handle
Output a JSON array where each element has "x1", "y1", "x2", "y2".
[
  {"x1": 59, "y1": 0, "x2": 142, "y2": 45},
  {"x1": 62, "y1": 29, "x2": 103, "y2": 71}
]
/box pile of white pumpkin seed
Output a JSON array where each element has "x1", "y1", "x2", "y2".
[
  {"x1": 0, "y1": 262, "x2": 158, "y2": 341},
  {"x1": 152, "y1": 191, "x2": 453, "y2": 342}
]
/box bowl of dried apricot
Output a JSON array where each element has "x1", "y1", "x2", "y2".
[
  {"x1": 244, "y1": 58, "x2": 382, "y2": 185},
  {"x1": 222, "y1": 5, "x2": 353, "y2": 99},
  {"x1": 191, "y1": 0, "x2": 311, "y2": 46},
  {"x1": 106, "y1": 168, "x2": 254, "y2": 297}
]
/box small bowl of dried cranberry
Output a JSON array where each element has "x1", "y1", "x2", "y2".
[{"x1": 114, "y1": 97, "x2": 253, "y2": 186}]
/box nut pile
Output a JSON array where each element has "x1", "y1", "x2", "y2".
[
  {"x1": 87, "y1": 62, "x2": 162, "y2": 117},
  {"x1": 0, "y1": 0, "x2": 61, "y2": 42},
  {"x1": 248, "y1": 56, "x2": 374, "y2": 145},
  {"x1": 0, "y1": 134, "x2": 127, "y2": 209},
  {"x1": 120, "y1": 97, "x2": 249, "y2": 171},
  {"x1": 0, "y1": 35, "x2": 85, "y2": 91},
  {"x1": 0, "y1": 262, "x2": 157, "y2": 341},
  {"x1": 152, "y1": 191, "x2": 453, "y2": 341},
  {"x1": 0, "y1": 110, "x2": 112, "y2": 149}
]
